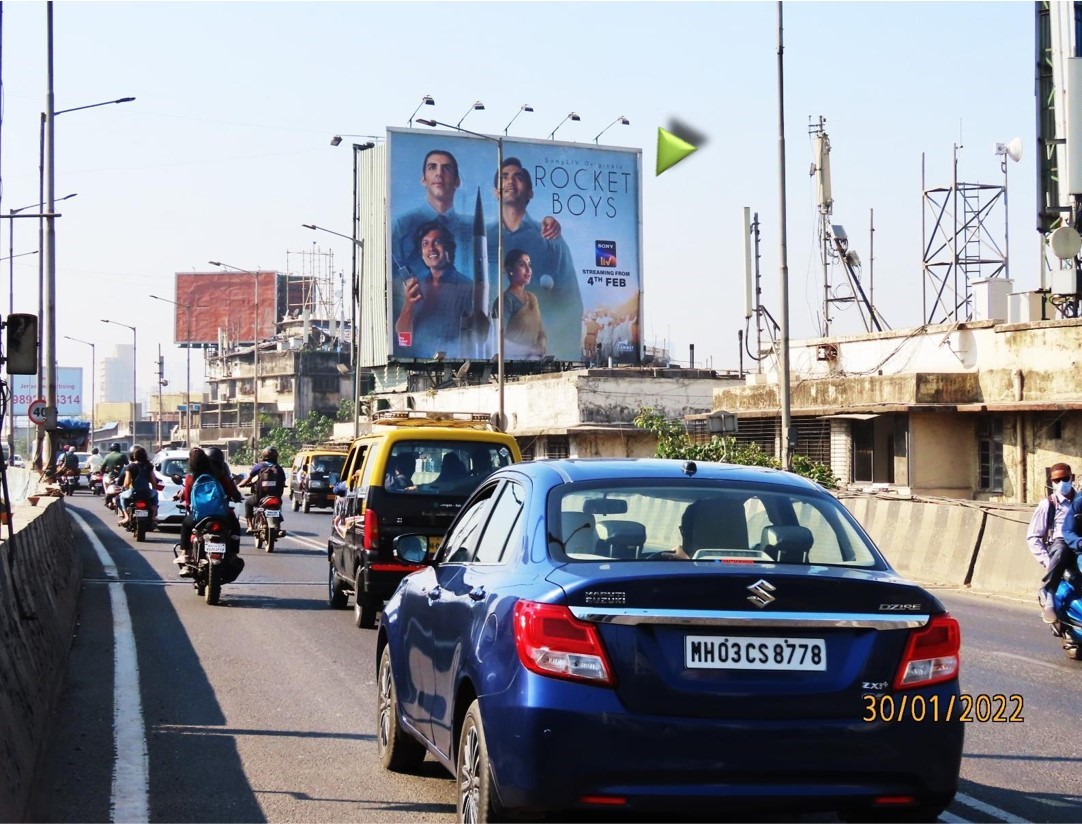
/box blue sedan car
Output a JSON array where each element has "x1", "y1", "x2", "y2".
[{"x1": 376, "y1": 458, "x2": 963, "y2": 822}]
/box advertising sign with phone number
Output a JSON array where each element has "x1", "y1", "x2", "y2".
[{"x1": 10, "y1": 367, "x2": 84, "y2": 417}]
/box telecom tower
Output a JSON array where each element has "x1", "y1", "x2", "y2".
[{"x1": 808, "y1": 116, "x2": 884, "y2": 336}]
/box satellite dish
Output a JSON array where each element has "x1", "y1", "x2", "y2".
[
  {"x1": 1006, "y1": 137, "x2": 1023, "y2": 163},
  {"x1": 336, "y1": 363, "x2": 351, "y2": 375},
  {"x1": 1049, "y1": 226, "x2": 1082, "y2": 260},
  {"x1": 454, "y1": 360, "x2": 472, "y2": 382}
]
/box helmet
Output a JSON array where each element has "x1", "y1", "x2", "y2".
[
  {"x1": 206, "y1": 447, "x2": 225, "y2": 467},
  {"x1": 261, "y1": 447, "x2": 279, "y2": 463},
  {"x1": 111, "y1": 443, "x2": 121, "y2": 452}
]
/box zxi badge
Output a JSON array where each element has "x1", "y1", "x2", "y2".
[{"x1": 747, "y1": 579, "x2": 776, "y2": 608}]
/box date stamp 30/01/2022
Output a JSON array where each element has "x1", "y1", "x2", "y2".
[{"x1": 862, "y1": 693, "x2": 1024, "y2": 723}]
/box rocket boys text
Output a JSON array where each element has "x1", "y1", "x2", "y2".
[{"x1": 534, "y1": 165, "x2": 633, "y2": 219}]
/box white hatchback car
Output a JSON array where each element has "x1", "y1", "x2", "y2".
[{"x1": 153, "y1": 448, "x2": 244, "y2": 530}]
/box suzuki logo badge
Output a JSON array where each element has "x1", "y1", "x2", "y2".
[{"x1": 747, "y1": 579, "x2": 776, "y2": 608}]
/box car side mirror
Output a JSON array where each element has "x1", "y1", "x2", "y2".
[{"x1": 393, "y1": 534, "x2": 428, "y2": 564}]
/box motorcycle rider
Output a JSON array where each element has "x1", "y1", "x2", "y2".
[
  {"x1": 239, "y1": 446, "x2": 287, "y2": 537},
  {"x1": 101, "y1": 443, "x2": 128, "y2": 476},
  {"x1": 1035, "y1": 463, "x2": 1079, "y2": 622},
  {"x1": 117, "y1": 446, "x2": 161, "y2": 525},
  {"x1": 87, "y1": 447, "x2": 104, "y2": 474},
  {"x1": 175, "y1": 447, "x2": 243, "y2": 570}
]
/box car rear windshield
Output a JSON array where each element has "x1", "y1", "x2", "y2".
[
  {"x1": 309, "y1": 454, "x2": 344, "y2": 479},
  {"x1": 160, "y1": 458, "x2": 188, "y2": 477},
  {"x1": 382, "y1": 440, "x2": 515, "y2": 497},
  {"x1": 550, "y1": 481, "x2": 880, "y2": 568}
]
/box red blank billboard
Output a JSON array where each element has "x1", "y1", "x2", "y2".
[{"x1": 173, "y1": 271, "x2": 279, "y2": 347}]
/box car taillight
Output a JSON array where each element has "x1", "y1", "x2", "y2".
[
  {"x1": 513, "y1": 601, "x2": 613, "y2": 686},
  {"x1": 363, "y1": 508, "x2": 379, "y2": 550},
  {"x1": 893, "y1": 613, "x2": 960, "y2": 689}
]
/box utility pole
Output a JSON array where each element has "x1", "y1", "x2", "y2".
[{"x1": 157, "y1": 347, "x2": 165, "y2": 449}]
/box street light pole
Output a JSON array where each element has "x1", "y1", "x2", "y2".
[
  {"x1": 417, "y1": 118, "x2": 505, "y2": 429},
  {"x1": 100, "y1": 319, "x2": 137, "y2": 443},
  {"x1": 63, "y1": 335, "x2": 95, "y2": 443},
  {"x1": 210, "y1": 262, "x2": 261, "y2": 448},
  {"x1": 149, "y1": 293, "x2": 192, "y2": 447}
]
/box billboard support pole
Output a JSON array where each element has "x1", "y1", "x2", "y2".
[{"x1": 776, "y1": 0, "x2": 793, "y2": 471}]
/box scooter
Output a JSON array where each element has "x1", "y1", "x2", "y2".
[
  {"x1": 1050, "y1": 559, "x2": 1082, "y2": 660},
  {"x1": 174, "y1": 515, "x2": 244, "y2": 606},
  {"x1": 104, "y1": 470, "x2": 122, "y2": 511},
  {"x1": 90, "y1": 470, "x2": 105, "y2": 496}
]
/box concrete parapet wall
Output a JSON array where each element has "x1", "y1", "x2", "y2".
[
  {"x1": 4, "y1": 468, "x2": 39, "y2": 507},
  {"x1": 842, "y1": 494, "x2": 1036, "y2": 598},
  {"x1": 0, "y1": 497, "x2": 80, "y2": 822}
]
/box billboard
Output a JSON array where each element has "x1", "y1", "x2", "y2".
[
  {"x1": 386, "y1": 127, "x2": 642, "y2": 364},
  {"x1": 174, "y1": 271, "x2": 280, "y2": 347},
  {"x1": 10, "y1": 368, "x2": 84, "y2": 416}
]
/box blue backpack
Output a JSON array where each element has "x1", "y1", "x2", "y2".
[{"x1": 191, "y1": 473, "x2": 229, "y2": 520}]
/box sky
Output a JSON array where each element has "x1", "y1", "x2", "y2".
[{"x1": 0, "y1": 1, "x2": 1038, "y2": 418}]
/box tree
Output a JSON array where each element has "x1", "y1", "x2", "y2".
[
  {"x1": 633, "y1": 408, "x2": 838, "y2": 489},
  {"x1": 232, "y1": 410, "x2": 338, "y2": 469}
]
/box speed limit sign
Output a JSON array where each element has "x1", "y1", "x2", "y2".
[{"x1": 26, "y1": 398, "x2": 47, "y2": 426}]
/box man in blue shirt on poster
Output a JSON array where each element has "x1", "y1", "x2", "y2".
[
  {"x1": 488, "y1": 157, "x2": 582, "y2": 361},
  {"x1": 392, "y1": 149, "x2": 474, "y2": 279}
]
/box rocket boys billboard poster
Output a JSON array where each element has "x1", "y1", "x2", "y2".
[{"x1": 386, "y1": 127, "x2": 643, "y2": 364}]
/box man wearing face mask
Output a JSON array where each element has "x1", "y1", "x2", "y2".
[{"x1": 1031, "y1": 463, "x2": 1078, "y2": 623}]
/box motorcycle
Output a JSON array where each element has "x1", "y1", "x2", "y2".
[
  {"x1": 122, "y1": 490, "x2": 157, "y2": 542},
  {"x1": 58, "y1": 471, "x2": 77, "y2": 496},
  {"x1": 1050, "y1": 559, "x2": 1082, "y2": 660},
  {"x1": 90, "y1": 470, "x2": 105, "y2": 496},
  {"x1": 174, "y1": 515, "x2": 244, "y2": 606},
  {"x1": 253, "y1": 495, "x2": 284, "y2": 553}
]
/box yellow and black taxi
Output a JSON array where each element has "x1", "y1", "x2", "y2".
[
  {"x1": 327, "y1": 411, "x2": 520, "y2": 628},
  {"x1": 289, "y1": 445, "x2": 349, "y2": 513}
]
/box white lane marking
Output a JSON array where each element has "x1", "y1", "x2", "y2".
[
  {"x1": 953, "y1": 791, "x2": 1025, "y2": 822},
  {"x1": 988, "y1": 649, "x2": 1070, "y2": 674},
  {"x1": 70, "y1": 511, "x2": 149, "y2": 823},
  {"x1": 939, "y1": 811, "x2": 969, "y2": 822}
]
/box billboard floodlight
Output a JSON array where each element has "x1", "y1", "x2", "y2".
[
  {"x1": 504, "y1": 104, "x2": 534, "y2": 136},
  {"x1": 407, "y1": 94, "x2": 436, "y2": 128},
  {"x1": 548, "y1": 112, "x2": 581, "y2": 141},
  {"x1": 593, "y1": 115, "x2": 630, "y2": 144},
  {"x1": 457, "y1": 101, "x2": 485, "y2": 128}
]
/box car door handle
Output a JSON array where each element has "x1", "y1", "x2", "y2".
[
  {"x1": 426, "y1": 587, "x2": 442, "y2": 601},
  {"x1": 468, "y1": 587, "x2": 485, "y2": 602}
]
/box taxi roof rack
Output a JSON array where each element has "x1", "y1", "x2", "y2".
[{"x1": 369, "y1": 409, "x2": 498, "y2": 430}]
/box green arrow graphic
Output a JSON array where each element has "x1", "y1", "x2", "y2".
[{"x1": 656, "y1": 127, "x2": 697, "y2": 175}]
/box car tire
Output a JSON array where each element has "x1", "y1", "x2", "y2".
[
  {"x1": 328, "y1": 565, "x2": 348, "y2": 609},
  {"x1": 291, "y1": 492, "x2": 299, "y2": 512},
  {"x1": 457, "y1": 700, "x2": 502, "y2": 824},
  {"x1": 376, "y1": 645, "x2": 426, "y2": 773},
  {"x1": 303, "y1": 493, "x2": 311, "y2": 514},
  {"x1": 354, "y1": 569, "x2": 376, "y2": 629}
]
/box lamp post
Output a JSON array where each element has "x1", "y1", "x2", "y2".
[
  {"x1": 405, "y1": 94, "x2": 435, "y2": 128},
  {"x1": 593, "y1": 115, "x2": 630, "y2": 144},
  {"x1": 209, "y1": 262, "x2": 261, "y2": 448},
  {"x1": 148, "y1": 293, "x2": 192, "y2": 447},
  {"x1": 63, "y1": 335, "x2": 95, "y2": 445},
  {"x1": 504, "y1": 104, "x2": 534, "y2": 136},
  {"x1": 100, "y1": 319, "x2": 136, "y2": 443},
  {"x1": 303, "y1": 222, "x2": 365, "y2": 437},
  {"x1": 417, "y1": 118, "x2": 506, "y2": 429},
  {"x1": 548, "y1": 112, "x2": 581, "y2": 141},
  {"x1": 40, "y1": 4, "x2": 134, "y2": 469}
]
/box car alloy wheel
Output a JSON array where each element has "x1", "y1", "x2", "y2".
[{"x1": 456, "y1": 700, "x2": 498, "y2": 823}]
